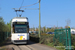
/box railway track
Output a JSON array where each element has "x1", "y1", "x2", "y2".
[
  {"x1": 10, "y1": 44, "x2": 36, "y2": 50},
  {"x1": 5, "y1": 38, "x2": 57, "y2": 50},
  {"x1": 16, "y1": 45, "x2": 33, "y2": 50}
]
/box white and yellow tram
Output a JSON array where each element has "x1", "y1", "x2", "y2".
[{"x1": 11, "y1": 17, "x2": 29, "y2": 44}]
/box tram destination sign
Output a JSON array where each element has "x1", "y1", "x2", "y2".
[
  {"x1": 17, "y1": 22, "x2": 25, "y2": 24},
  {"x1": 13, "y1": 22, "x2": 28, "y2": 25}
]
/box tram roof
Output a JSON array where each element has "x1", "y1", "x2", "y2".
[
  {"x1": 12, "y1": 17, "x2": 28, "y2": 22},
  {"x1": 13, "y1": 17, "x2": 28, "y2": 19}
]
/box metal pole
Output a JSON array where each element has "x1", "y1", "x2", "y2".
[
  {"x1": 65, "y1": 29, "x2": 68, "y2": 50},
  {"x1": 39, "y1": 0, "x2": 41, "y2": 38},
  {"x1": 68, "y1": 28, "x2": 71, "y2": 50}
]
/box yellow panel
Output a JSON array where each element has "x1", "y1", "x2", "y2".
[{"x1": 20, "y1": 36, "x2": 23, "y2": 40}]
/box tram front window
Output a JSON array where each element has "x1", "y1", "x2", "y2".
[{"x1": 15, "y1": 25, "x2": 27, "y2": 33}]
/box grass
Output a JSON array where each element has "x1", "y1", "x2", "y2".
[
  {"x1": 0, "y1": 47, "x2": 7, "y2": 50},
  {"x1": 0, "y1": 46, "x2": 9, "y2": 50},
  {"x1": 0, "y1": 47, "x2": 12, "y2": 50},
  {"x1": 44, "y1": 42, "x2": 65, "y2": 50},
  {"x1": 56, "y1": 47, "x2": 65, "y2": 50},
  {"x1": 46, "y1": 42, "x2": 54, "y2": 47}
]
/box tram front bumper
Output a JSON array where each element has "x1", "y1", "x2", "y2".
[{"x1": 11, "y1": 40, "x2": 28, "y2": 44}]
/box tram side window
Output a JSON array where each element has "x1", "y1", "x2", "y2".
[
  {"x1": 27, "y1": 26, "x2": 29, "y2": 33},
  {"x1": 13, "y1": 25, "x2": 15, "y2": 33}
]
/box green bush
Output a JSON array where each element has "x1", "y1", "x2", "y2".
[
  {"x1": 40, "y1": 35, "x2": 54, "y2": 44},
  {"x1": 29, "y1": 34, "x2": 39, "y2": 43},
  {"x1": 71, "y1": 34, "x2": 75, "y2": 49},
  {"x1": 29, "y1": 33, "x2": 54, "y2": 44},
  {"x1": 29, "y1": 33, "x2": 75, "y2": 50}
]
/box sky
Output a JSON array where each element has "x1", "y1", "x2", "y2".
[{"x1": 0, "y1": 0, "x2": 75, "y2": 28}]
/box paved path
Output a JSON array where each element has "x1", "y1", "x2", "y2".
[{"x1": 1, "y1": 38, "x2": 58, "y2": 50}]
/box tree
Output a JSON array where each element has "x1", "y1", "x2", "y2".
[
  {"x1": 6, "y1": 19, "x2": 12, "y2": 32},
  {"x1": 46, "y1": 27, "x2": 54, "y2": 32},
  {"x1": 43, "y1": 26, "x2": 46, "y2": 33},
  {"x1": 0, "y1": 17, "x2": 12, "y2": 32},
  {"x1": 0, "y1": 17, "x2": 7, "y2": 32},
  {"x1": 66, "y1": 19, "x2": 71, "y2": 26},
  {"x1": 36, "y1": 27, "x2": 38, "y2": 31}
]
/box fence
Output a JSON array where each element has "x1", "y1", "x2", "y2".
[
  {"x1": 53, "y1": 28, "x2": 71, "y2": 50},
  {"x1": 0, "y1": 32, "x2": 11, "y2": 43}
]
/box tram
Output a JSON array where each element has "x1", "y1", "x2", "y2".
[{"x1": 11, "y1": 17, "x2": 29, "y2": 44}]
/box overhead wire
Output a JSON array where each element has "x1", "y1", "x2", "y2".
[
  {"x1": 15, "y1": 0, "x2": 40, "y2": 17},
  {"x1": 19, "y1": 0, "x2": 40, "y2": 9},
  {"x1": 15, "y1": 0, "x2": 24, "y2": 17},
  {"x1": 19, "y1": 0, "x2": 24, "y2": 9}
]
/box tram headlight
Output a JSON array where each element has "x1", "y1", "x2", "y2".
[
  {"x1": 17, "y1": 38, "x2": 19, "y2": 40},
  {"x1": 23, "y1": 38, "x2": 25, "y2": 40}
]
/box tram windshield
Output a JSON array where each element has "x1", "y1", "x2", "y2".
[
  {"x1": 12, "y1": 22, "x2": 29, "y2": 33},
  {"x1": 15, "y1": 25, "x2": 27, "y2": 33}
]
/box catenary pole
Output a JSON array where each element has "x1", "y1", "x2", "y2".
[{"x1": 39, "y1": 0, "x2": 41, "y2": 38}]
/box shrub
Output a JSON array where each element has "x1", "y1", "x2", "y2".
[
  {"x1": 29, "y1": 33, "x2": 75, "y2": 50},
  {"x1": 71, "y1": 34, "x2": 75, "y2": 49}
]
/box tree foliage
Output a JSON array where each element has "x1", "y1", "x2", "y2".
[
  {"x1": 47, "y1": 27, "x2": 54, "y2": 32},
  {"x1": 0, "y1": 17, "x2": 6, "y2": 32},
  {"x1": 43, "y1": 26, "x2": 46, "y2": 33},
  {"x1": 6, "y1": 20, "x2": 11, "y2": 32},
  {"x1": 0, "y1": 17, "x2": 11, "y2": 32}
]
